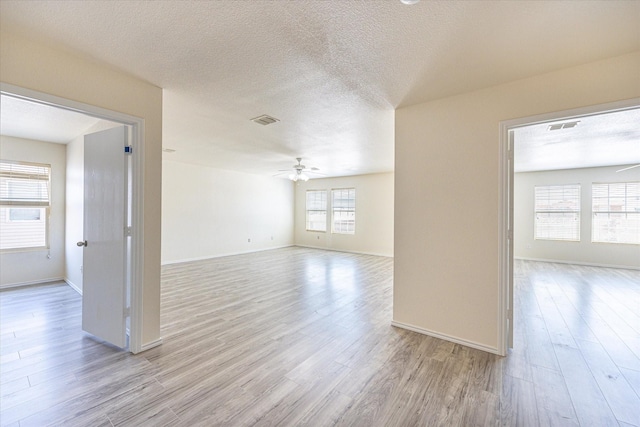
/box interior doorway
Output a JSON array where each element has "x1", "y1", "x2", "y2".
[
  {"x1": 498, "y1": 99, "x2": 640, "y2": 355},
  {"x1": 0, "y1": 83, "x2": 146, "y2": 352}
]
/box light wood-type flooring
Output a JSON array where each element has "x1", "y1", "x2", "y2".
[{"x1": 1, "y1": 247, "x2": 639, "y2": 426}]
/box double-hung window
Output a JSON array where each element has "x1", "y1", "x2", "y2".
[
  {"x1": 534, "y1": 184, "x2": 580, "y2": 241},
  {"x1": 332, "y1": 188, "x2": 355, "y2": 234},
  {"x1": 0, "y1": 160, "x2": 51, "y2": 250},
  {"x1": 592, "y1": 182, "x2": 639, "y2": 244},
  {"x1": 306, "y1": 190, "x2": 327, "y2": 232}
]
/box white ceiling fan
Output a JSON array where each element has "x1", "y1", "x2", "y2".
[{"x1": 276, "y1": 158, "x2": 323, "y2": 182}]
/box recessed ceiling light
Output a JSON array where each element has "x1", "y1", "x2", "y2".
[{"x1": 400, "y1": 0, "x2": 420, "y2": 4}]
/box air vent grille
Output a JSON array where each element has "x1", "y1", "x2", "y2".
[
  {"x1": 548, "y1": 120, "x2": 580, "y2": 131},
  {"x1": 251, "y1": 114, "x2": 280, "y2": 126}
]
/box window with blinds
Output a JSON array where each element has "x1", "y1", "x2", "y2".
[
  {"x1": 332, "y1": 188, "x2": 356, "y2": 234},
  {"x1": 592, "y1": 181, "x2": 640, "y2": 244},
  {"x1": 0, "y1": 160, "x2": 51, "y2": 250},
  {"x1": 306, "y1": 190, "x2": 327, "y2": 232},
  {"x1": 534, "y1": 184, "x2": 580, "y2": 241}
]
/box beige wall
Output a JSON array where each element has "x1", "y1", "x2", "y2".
[
  {"x1": 514, "y1": 165, "x2": 640, "y2": 269},
  {"x1": 294, "y1": 172, "x2": 394, "y2": 257},
  {"x1": 1, "y1": 31, "x2": 163, "y2": 348},
  {"x1": 0, "y1": 136, "x2": 66, "y2": 287},
  {"x1": 394, "y1": 52, "x2": 640, "y2": 353},
  {"x1": 162, "y1": 160, "x2": 294, "y2": 264}
]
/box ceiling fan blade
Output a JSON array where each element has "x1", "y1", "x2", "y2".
[{"x1": 616, "y1": 164, "x2": 640, "y2": 172}]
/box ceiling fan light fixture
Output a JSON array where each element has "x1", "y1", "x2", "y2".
[
  {"x1": 282, "y1": 158, "x2": 315, "y2": 182},
  {"x1": 289, "y1": 170, "x2": 309, "y2": 182}
]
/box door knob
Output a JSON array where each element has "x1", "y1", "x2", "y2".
[{"x1": 77, "y1": 240, "x2": 87, "y2": 247}]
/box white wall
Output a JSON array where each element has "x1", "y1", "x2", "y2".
[
  {"x1": 514, "y1": 165, "x2": 640, "y2": 269},
  {"x1": 0, "y1": 136, "x2": 66, "y2": 287},
  {"x1": 1, "y1": 30, "x2": 163, "y2": 348},
  {"x1": 294, "y1": 173, "x2": 394, "y2": 257},
  {"x1": 162, "y1": 160, "x2": 294, "y2": 264},
  {"x1": 65, "y1": 120, "x2": 121, "y2": 293},
  {"x1": 394, "y1": 52, "x2": 640, "y2": 353}
]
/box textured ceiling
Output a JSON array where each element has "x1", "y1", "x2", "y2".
[
  {"x1": 1, "y1": 0, "x2": 639, "y2": 177},
  {"x1": 0, "y1": 95, "x2": 103, "y2": 144},
  {"x1": 514, "y1": 108, "x2": 640, "y2": 173}
]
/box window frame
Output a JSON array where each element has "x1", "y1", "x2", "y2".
[
  {"x1": 0, "y1": 160, "x2": 51, "y2": 252},
  {"x1": 331, "y1": 187, "x2": 356, "y2": 235},
  {"x1": 533, "y1": 184, "x2": 581, "y2": 242},
  {"x1": 591, "y1": 181, "x2": 640, "y2": 245},
  {"x1": 305, "y1": 189, "x2": 327, "y2": 232}
]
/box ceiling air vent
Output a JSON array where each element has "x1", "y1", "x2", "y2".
[
  {"x1": 548, "y1": 120, "x2": 580, "y2": 131},
  {"x1": 251, "y1": 114, "x2": 280, "y2": 126}
]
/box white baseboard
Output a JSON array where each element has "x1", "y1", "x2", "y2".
[
  {"x1": 65, "y1": 278, "x2": 83, "y2": 295},
  {"x1": 138, "y1": 338, "x2": 163, "y2": 353},
  {"x1": 162, "y1": 245, "x2": 393, "y2": 265},
  {"x1": 161, "y1": 244, "x2": 294, "y2": 265},
  {"x1": 514, "y1": 256, "x2": 640, "y2": 271},
  {"x1": 294, "y1": 244, "x2": 393, "y2": 258},
  {"x1": 391, "y1": 320, "x2": 500, "y2": 355},
  {"x1": 0, "y1": 277, "x2": 65, "y2": 290}
]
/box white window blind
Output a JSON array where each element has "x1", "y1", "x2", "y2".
[
  {"x1": 332, "y1": 188, "x2": 355, "y2": 234},
  {"x1": 592, "y1": 182, "x2": 640, "y2": 244},
  {"x1": 0, "y1": 160, "x2": 50, "y2": 250},
  {"x1": 306, "y1": 190, "x2": 327, "y2": 232},
  {"x1": 534, "y1": 184, "x2": 580, "y2": 241}
]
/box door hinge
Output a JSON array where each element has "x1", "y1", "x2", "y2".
[
  {"x1": 123, "y1": 307, "x2": 130, "y2": 317},
  {"x1": 126, "y1": 226, "x2": 133, "y2": 236},
  {"x1": 125, "y1": 146, "x2": 133, "y2": 154}
]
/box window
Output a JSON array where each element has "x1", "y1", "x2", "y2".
[
  {"x1": 0, "y1": 160, "x2": 51, "y2": 250},
  {"x1": 592, "y1": 182, "x2": 640, "y2": 244},
  {"x1": 332, "y1": 188, "x2": 355, "y2": 234},
  {"x1": 534, "y1": 184, "x2": 580, "y2": 241},
  {"x1": 306, "y1": 190, "x2": 327, "y2": 231}
]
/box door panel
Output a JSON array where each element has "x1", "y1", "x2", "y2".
[
  {"x1": 508, "y1": 130, "x2": 514, "y2": 348},
  {"x1": 81, "y1": 126, "x2": 128, "y2": 348}
]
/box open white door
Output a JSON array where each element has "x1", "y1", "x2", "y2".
[
  {"x1": 80, "y1": 126, "x2": 129, "y2": 349},
  {"x1": 507, "y1": 130, "x2": 515, "y2": 348}
]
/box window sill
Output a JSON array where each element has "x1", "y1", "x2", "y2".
[{"x1": 1, "y1": 247, "x2": 49, "y2": 254}]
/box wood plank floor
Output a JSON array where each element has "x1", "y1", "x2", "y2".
[{"x1": 1, "y1": 247, "x2": 639, "y2": 426}]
